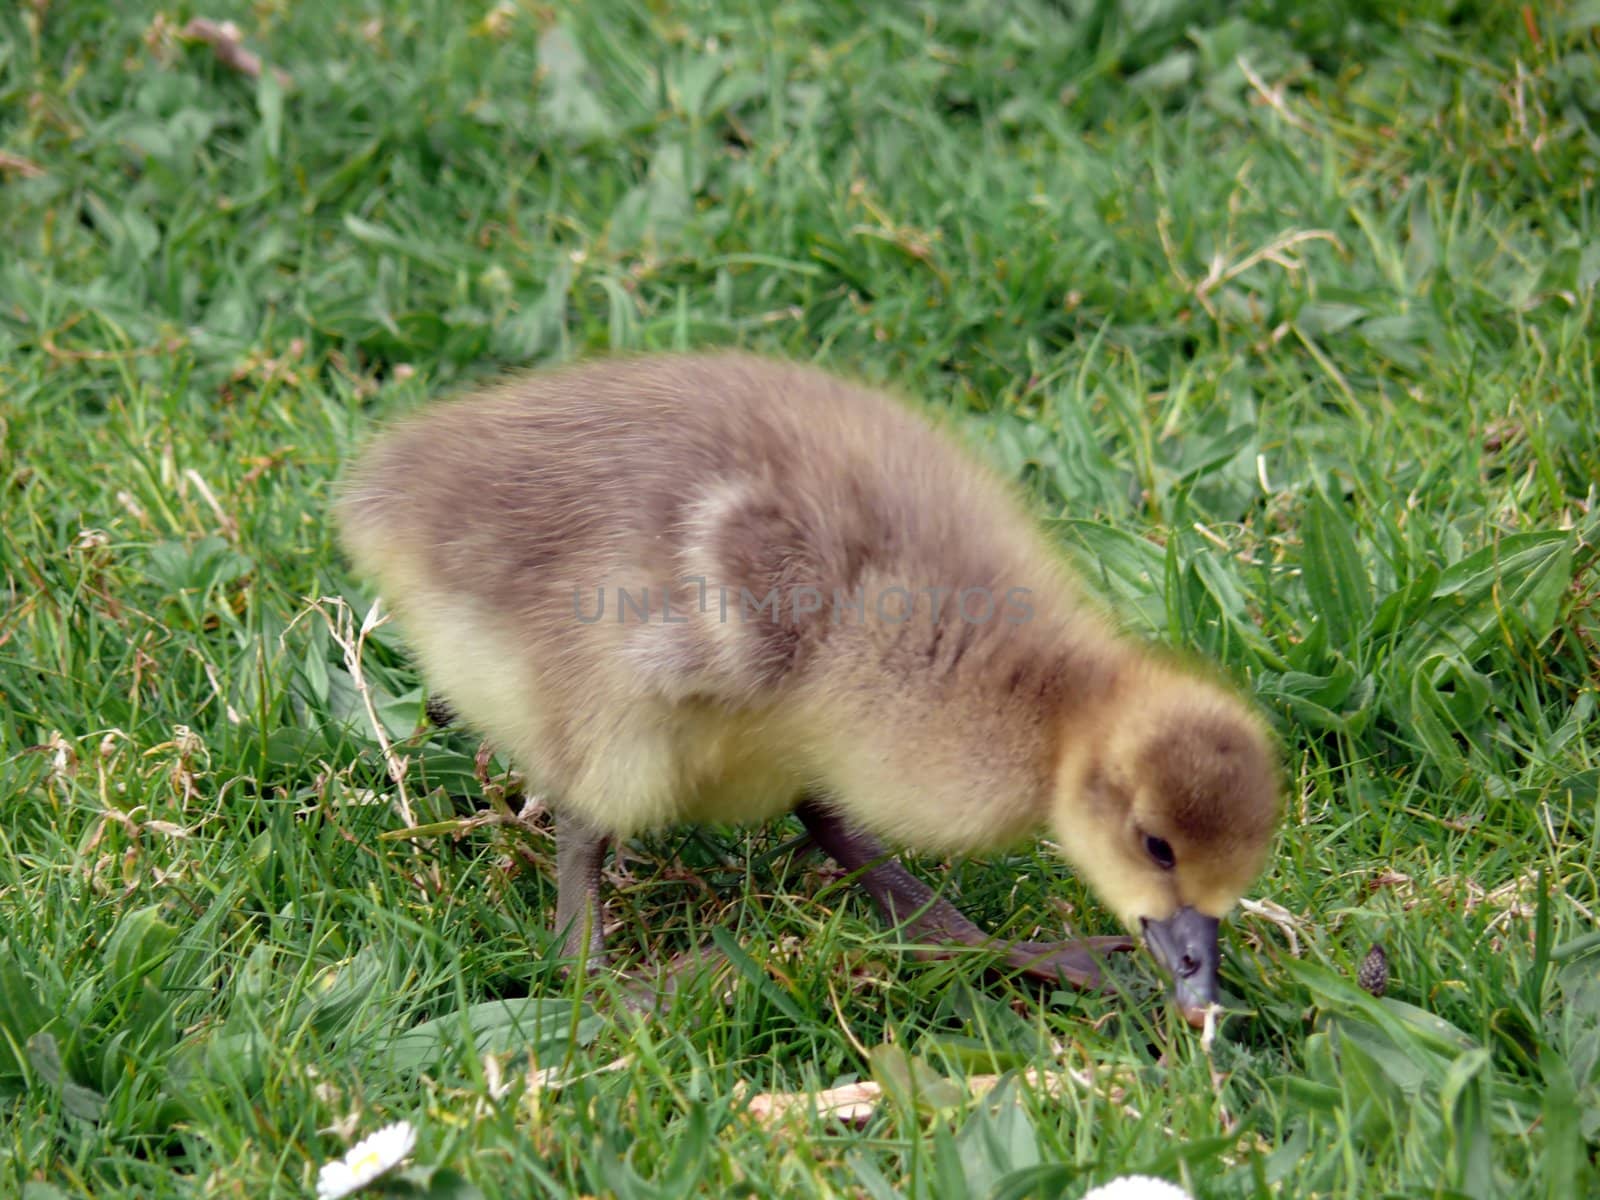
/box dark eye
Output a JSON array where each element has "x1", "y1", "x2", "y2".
[{"x1": 1145, "y1": 835, "x2": 1176, "y2": 870}]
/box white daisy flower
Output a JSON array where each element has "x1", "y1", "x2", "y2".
[
  {"x1": 315, "y1": 1120, "x2": 417, "y2": 1199},
  {"x1": 1081, "y1": 1176, "x2": 1191, "y2": 1200}
]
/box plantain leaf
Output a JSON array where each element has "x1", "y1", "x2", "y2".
[
  {"x1": 0, "y1": 942, "x2": 53, "y2": 1079},
  {"x1": 1541, "y1": 1047, "x2": 1583, "y2": 1200},
  {"x1": 103, "y1": 904, "x2": 178, "y2": 985},
  {"x1": 26, "y1": 1033, "x2": 107, "y2": 1122},
  {"x1": 1301, "y1": 494, "x2": 1372, "y2": 650},
  {"x1": 1400, "y1": 530, "x2": 1574, "y2": 664},
  {"x1": 868, "y1": 1043, "x2": 965, "y2": 1115},
  {"x1": 387, "y1": 997, "x2": 602, "y2": 1074},
  {"x1": 1440, "y1": 1048, "x2": 1494, "y2": 1200}
]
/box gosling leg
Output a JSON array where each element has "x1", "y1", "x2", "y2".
[
  {"x1": 442, "y1": 720, "x2": 611, "y2": 968},
  {"x1": 795, "y1": 798, "x2": 1133, "y2": 990},
  {"x1": 554, "y1": 809, "x2": 610, "y2": 965},
  {"x1": 552, "y1": 811, "x2": 729, "y2": 1014}
]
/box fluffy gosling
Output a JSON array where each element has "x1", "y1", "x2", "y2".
[{"x1": 334, "y1": 352, "x2": 1281, "y2": 1023}]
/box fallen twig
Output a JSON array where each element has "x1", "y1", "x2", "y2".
[
  {"x1": 286, "y1": 596, "x2": 416, "y2": 829},
  {"x1": 180, "y1": 18, "x2": 292, "y2": 87},
  {"x1": 0, "y1": 151, "x2": 44, "y2": 179}
]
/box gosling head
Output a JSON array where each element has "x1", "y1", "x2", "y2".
[{"x1": 1052, "y1": 669, "x2": 1281, "y2": 1025}]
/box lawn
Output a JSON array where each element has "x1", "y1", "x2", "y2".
[{"x1": 2, "y1": 1, "x2": 1598, "y2": 1197}]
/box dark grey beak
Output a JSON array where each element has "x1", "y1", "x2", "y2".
[{"x1": 1140, "y1": 906, "x2": 1221, "y2": 1027}]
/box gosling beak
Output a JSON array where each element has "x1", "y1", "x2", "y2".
[{"x1": 1140, "y1": 906, "x2": 1221, "y2": 1027}]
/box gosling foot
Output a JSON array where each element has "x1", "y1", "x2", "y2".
[
  {"x1": 795, "y1": 797, "x2": 1129, "y2": 993},
  {"x1": 991, "y1": 935, "x2": 1136, "y2": 991}
]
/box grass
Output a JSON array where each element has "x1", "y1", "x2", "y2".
[{"x1": 2, "y1": 0, "x2": 1598, "y2": 1196}]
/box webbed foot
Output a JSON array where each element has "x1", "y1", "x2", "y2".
[{"x1": 994, "y1": 935, "x2": 1136, "y2": 990}]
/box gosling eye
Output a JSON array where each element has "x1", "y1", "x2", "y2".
[{"x1": 1144, "y1": 834, "x2": 1176, "y2": 870}]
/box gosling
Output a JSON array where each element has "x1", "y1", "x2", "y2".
[{"x1": 333, "y1": 352, "x2": 1281, "y2": 1023}]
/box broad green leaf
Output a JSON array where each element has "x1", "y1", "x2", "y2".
[
  {"x1": 255, "y1": 70, "x2": 283, "y2": 167},
  {"x1": 990, "y1": 1164, "x2": 1080, "y2": 1200},
  {"x1": 975, "y1": 409, "x2": 1125, "y2": 518},
  {"x1": 954, "y1": 1078, "x2": 1040, "y2": 1196},
  {"x1": 932, "y1": 1122, "x2": 970, "y2": 1199},
  {"x1": 1401, "y1": 530, "x2": 1574, "y2": 664},
  {"x1": 1253, "y1": 1122, "x2": 1312, "y2": 1187},
  {"x1": 1282, "y1": 959, "x2": 1478, "y2": 1059},
  {"x1": 1272, "y1": 1077, "x2": 1343, "y2": 1113},
  {"x1": 1334, "y1": 1015, "x2": 1428, "y2": 1093},
  {"x1": 386, "y1": 998, "x2": 602, "y2": 1074},
  {"x1": 492, "y1": 260, "x2": 574, "y2": 362},
  {"x1": 538, "y1": 25, "x2": 617, "y2": 142},
  {"x1": 292, "y1": 946, "x2": 389, "y2": 1039},
  {"x1": 1056, "y1": 520, "x2": 1166, "y2": 633},
  {"x1": 187, "y1": 1030, "x2": 271, "y2": 1093},
  {"x1": 656, "y1": 1103, "x2": 712, "y2": 1195},
  {"x1": 146, "y1": 536, "x2": 254, "y2": 599},
  {"x1": 1188, "y1": 551, "x2": 1277, "y2": 665},
  {"x1": 1440, "y1": 1048, "x2": 1494, "y2": 1200},
  {"x1": 1143, "y1": 1132, "x2": 1242, "y2": 1177},
  {"x1": 846, "y1": 1151, "x2": 903, "y2": 1200},
  {"x1": 917, "y1": 1035, "x2": 1034, "y2": 1075},
  {"x1": 1295, "y1": 302, "x2": 1368, "y2": 336},
  {"x1": 1301, "y1": 494, "x2": 1372, "y2": 650},
  {"x1": 26, "y1": 1033, "x2": 107, "y2": 1122},
  {"x1": 1259, "y1": 658, "x2": 1374, "y2": 734},
  {"x1": 868, "y1": 1043, "x2": 965, "y2": 1115},
  {"x1": 0, "y1": 943, "x2": 53, "y2": 1076},
  {"x1": 103, "y1": 904, "x2": 178, "y2": 985},
  {"x1": 1172, "y1": 422, "x2": 1256, "y2": 488},
  {"x1": 1128, "y1": 49, "x2": 1196, "y2": 95},
  {"x1": 1405, "y1": 659, "x2": 1471, "y2": 775},
  {"x1": 1327, "y1": 1021, "x2": 1408, "y2": 1146},
  {"x1": 1304, "y1": 1029, "x2": 1338, "y2": 1087},
  {"x1": 1541, "y1": 1047, "x2": 1583, "y2": 1200},
  {"x1": 1365, "y1": 563, "x2": 1441, "y2": 642},
  {"x1": 1551, "y1": 931, "x2": 1600, "y2": 963}
]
